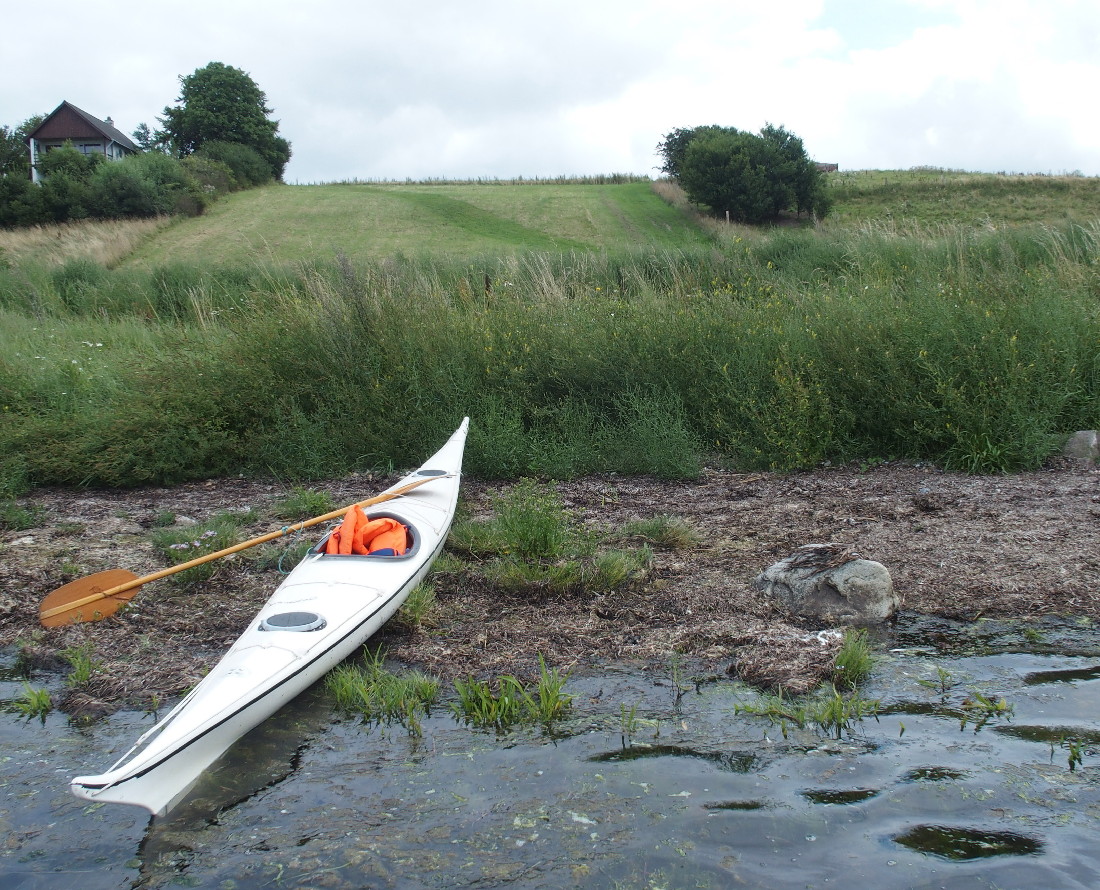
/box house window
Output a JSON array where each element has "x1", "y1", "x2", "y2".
[{"x1": 78, "y1": 143, "x2": 104, "y2": 155}]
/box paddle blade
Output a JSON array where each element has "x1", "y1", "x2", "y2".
[{"x1": 39, "y1": 570, "x2": 142, "y2": 627}]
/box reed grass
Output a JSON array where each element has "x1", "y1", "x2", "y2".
[
  {"x1": 832, "y1": 629, "x2": 874, "y2": 688},
  {"x1": 0, "y1": 217, "x2": 173, "y2": 268},
  {"x1": 735, "y1": 685, "x2": 880, "y2": 740},
  {"x1": 11, "y1": 683, "x2": 53, "y2": 721},
  {"x1": 452, "y1": 655, "x2": 573, "y2": 730},
  {"x1": 326, "y1": 647, "x2": 440, "y2": 736},
  {"x1": 1, "y1": 191, "x2": 1098, "y2": 487}
]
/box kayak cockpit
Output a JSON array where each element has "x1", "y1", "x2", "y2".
[{"x1": 314, "y1": 510, "x2": 420, "y2": 560}]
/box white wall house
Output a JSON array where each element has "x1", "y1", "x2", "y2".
[{"x1": 27, "y1": 101, "x2": 140, "y2": 183}]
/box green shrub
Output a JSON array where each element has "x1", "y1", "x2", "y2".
[
  {"x1": 198, "y1": 141, "x2": 272, "y2": 187},
  {"x1": 90, "y1": 163, "x2": 160, "y2": 218},
  {"x1": 3, "y1": 220, "x2": 1099, "y2": 484}
]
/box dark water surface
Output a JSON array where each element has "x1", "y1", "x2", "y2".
[{"x1": 4, "y1": 616, "x2": 1100, "y2": 889}]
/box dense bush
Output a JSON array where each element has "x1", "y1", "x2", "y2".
[
  {"x1": 0, "y1": 140, "x2": 261, "y2": 226},
  {"x1": 659, "y1": 124, "x2": 830, "y2": 223},
  {"x1": 196, "y1": 141, "x2": 272, "y2": 187}
]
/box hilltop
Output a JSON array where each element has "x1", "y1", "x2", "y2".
[{"x1": 120, "y1": 178, "x2": 712, "y2": 268}]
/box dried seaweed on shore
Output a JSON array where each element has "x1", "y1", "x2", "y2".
[{"x1": 2, "y1": 460, "x2": 1098, "y2": 713}]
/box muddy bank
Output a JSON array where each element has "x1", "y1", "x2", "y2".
[{"x1": 2, "y1": 459, "x2": 1098, "y2": 714}]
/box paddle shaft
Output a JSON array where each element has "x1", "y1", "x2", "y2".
[{"x1": 39, "y1": 475, "x2": 450, "y2": 623}]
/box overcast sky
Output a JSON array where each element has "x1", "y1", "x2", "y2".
[{"x1": 4, "y1": 0, "x2": 1098, "y2": 182}]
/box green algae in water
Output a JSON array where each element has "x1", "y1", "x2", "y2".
[
  {"x1": 894, "y1": 824, "x2": 1043, "y2": 860},
  {"x1": 587, "y1": 743, "x2": 759, "y2": 773},
  {"x1": 900, "y1": 766, "x2": 968, "y2": 782},
  {"x1": 801, "y1": 788, "x2": 880, "y2": 805},
  {"x1": 702, "y1": 800, "x2": 769, "y2": 811}
]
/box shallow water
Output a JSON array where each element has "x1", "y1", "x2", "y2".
[{"x1": 4, "y1": 615, "x2": 1100, "y2": 889}]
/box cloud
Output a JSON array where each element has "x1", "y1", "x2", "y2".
[{"x1": 2, "y1": 0, "x2": 1098, "y2": 180}]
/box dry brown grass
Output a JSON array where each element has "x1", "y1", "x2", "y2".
[{"x1": 0, "y1": 216, "x2": 174, "y2": 268}]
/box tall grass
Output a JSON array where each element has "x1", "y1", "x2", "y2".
[
  {"x1": 0, "y1": 217, "x2": 173, "y2": 269},
  {"x1": 1, "y1": 218, "x2": 1098, "y2": 486}
]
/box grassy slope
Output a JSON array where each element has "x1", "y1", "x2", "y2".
[
  {"x1": 825, "y1": 169, "x2": 1100, "y2": 226},
  {"x1": 116, "y1": 172, "x2": 1100, "y2": 270},
  {"x1": 123, "y1": 181, "x2": 710, "y2": 267}
]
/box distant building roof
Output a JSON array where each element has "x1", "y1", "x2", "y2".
[{"x1": 27, "y1": 100, "x2": 140, "y2": 153}]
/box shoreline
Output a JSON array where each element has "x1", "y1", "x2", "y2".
[{"x1": 3, "y1": 459, "x2": 1098, "y2": 715}]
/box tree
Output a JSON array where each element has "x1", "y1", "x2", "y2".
[
  {"x1": 0, "y1": 114, "x2": 45, "y2": 178},
  {"x1": 656, "y1": 125, "x2": 726, "y2": 180},
  {"x1": 658, "y1": 123, "x2": 830, "y2": 223},
  {"x1": 158, "y1": 62, "x2": 292, "y2": 180},
  {"x1": 131, "y1": 122, "x2": 167, "y2": 153}
]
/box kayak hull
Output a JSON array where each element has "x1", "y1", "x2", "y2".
[{"x1": 71, "y1": 418, "x2": 469, "y2": 816}]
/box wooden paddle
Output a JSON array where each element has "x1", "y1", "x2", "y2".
[{"x1": 38, "y1": 474, "x2": 451, "y2": 627}]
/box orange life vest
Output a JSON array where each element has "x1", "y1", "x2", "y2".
[{"x1": 324, "y1": 507, "x2": 407, "y2": 556}]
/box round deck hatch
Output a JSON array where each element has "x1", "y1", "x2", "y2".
[
  {"x1": 416, "y1": 468, "x2": 447, "y2": 477},
  {"x1": 260, "y1": 611, "x2": 326, "y2": 632}
]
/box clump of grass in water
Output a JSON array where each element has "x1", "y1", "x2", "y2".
[
  {"x1": 62, "y1": 644, "x2": 102, "y2": 689},
  {"x1": 11, "y1": 684, "x2": 52, "y2": 722},
  {"x1": 959, "y1": 691, "x2": 1013, "y2": 732},
  {"x1": 453, "y1": 655, "x2": 573, "y2": 731},
  {"x1": 1061, "y1": 737, "x2": 1089, "y2": 772},
  {"x1": 917, "y1": 665, "x2": 960, "y2": 695},
  {"x1": 832, "y1": 629, "x2": 874, "y2": 688},
  {"x1": 326, "y1": 647, "x2": 439, "y2": 737},
  {"x1": 736, "y1": 685, "x2": 880, "y2": 740}
]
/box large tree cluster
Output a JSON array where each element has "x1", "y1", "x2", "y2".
[
  {"x1": 157, "y1": 62, "x2": 291, "y2": 182},
  {"x1": 658, "y1": 124, "x2": 831, "y2": 224}
]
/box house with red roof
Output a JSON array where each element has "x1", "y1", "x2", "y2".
[{"x1": 27, "y1": 101, "x2": 140, "y2": 182}]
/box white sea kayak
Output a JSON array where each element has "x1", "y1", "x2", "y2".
[{"x1": 72, "y1": 418, "x2": 469, "y2": 816}]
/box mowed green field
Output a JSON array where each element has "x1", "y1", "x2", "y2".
[
  {"x1": 123, "y1": 180, "x2": 710, "y2": 267},
  {"x1": 825, "y1": 169, "x2": 1100, "y2": 226}
]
